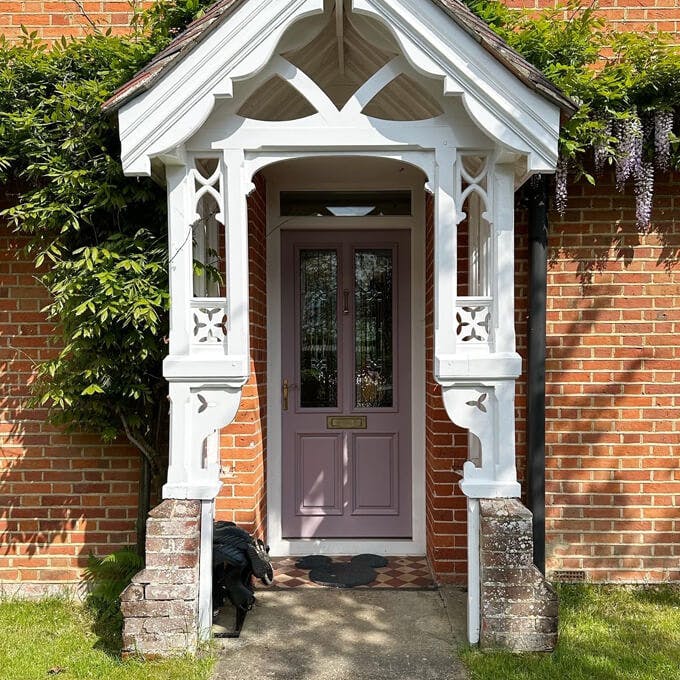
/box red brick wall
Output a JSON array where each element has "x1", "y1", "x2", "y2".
[
  {"x1": 0, "y1": 222, "x2": 140, "y2": 594},
  {"x1": 425, "y1": 192, "x2": 468, "y2": 584},
  {"x1": 216, "y1": 173, "x2": 267, "y2": 540},
  {"x1": 525, "y1": 0, "x2": 680, "y2": 33},
  {"x1": 2, "y1": 1, "x2": 677, "y2": 42},
  {"x1": 425, "y1": 191, "x2": 530, "y2": 584},
  {"x1": 0, "y1": 1, "x2": 147, "y2": 40},
  {"x1": 544, "y1": 170, "x2": 680, "y2": 583}
]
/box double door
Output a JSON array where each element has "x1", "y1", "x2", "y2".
[{"x1": 281, "y1": 229, "x2": 411, "y2": 538}]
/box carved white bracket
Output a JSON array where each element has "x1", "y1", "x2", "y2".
[
  {"x1": 441, "y1": 381, "x2": 520, "y2": 498},
  {"x1": 163, "y1": 381, "x2": 244, "y2": 500},
  {"x1": 456, "y1": 154, "x2": 492, "y2": 226}
]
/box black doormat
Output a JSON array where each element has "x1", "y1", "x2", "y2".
[{"x1": 295, "y1": 554, "x2": 389, "y2": 588}]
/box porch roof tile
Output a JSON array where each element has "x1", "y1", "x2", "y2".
[{"x1": 102, "y1": 0, "x2": 576, "y2": 116}]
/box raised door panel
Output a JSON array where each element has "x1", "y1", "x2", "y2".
[
  {"x1": 295, "y1": 433, "x2": 343, "y2": 516},
  {"x1": 351, "y1": 433, "x2": 399, "y2": 516}
]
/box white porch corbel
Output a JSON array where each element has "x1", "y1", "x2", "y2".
[
  {"x1": 442, "y1": 381, "x2": 520, "y2": 499},
  {"x1": 163, "y1": 381, "x2": 243, "y2": 500}
]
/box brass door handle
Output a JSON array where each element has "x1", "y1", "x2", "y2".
[{"x1": 282, "y1": 379, "x2": 289, "y2": 411}]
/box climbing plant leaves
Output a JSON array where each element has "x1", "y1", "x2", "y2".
[
  {"x1": 0, "y1": 2, "x2": 214, "y2": 469},
  {"x1": 464, "y1": 0, "x2": 680, "y2": 225}
]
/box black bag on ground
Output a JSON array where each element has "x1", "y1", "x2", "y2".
[{"x1": 212, "y1": 521, "x2": 274, "y2": 637}]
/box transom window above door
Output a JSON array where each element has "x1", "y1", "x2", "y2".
[{"x1": 280, "y1": 190, "x2": 412, "y2": 217}]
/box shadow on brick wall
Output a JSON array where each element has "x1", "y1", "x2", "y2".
[
  {"x1": 542, "y1": 172, "x2": 680, "y2": 582},
  {"x1": 0, "y1": 223, "x2": 140, "y2": 595},
  {"x1": 548, "y1": 170, "x2": 680, "y2": 286}
]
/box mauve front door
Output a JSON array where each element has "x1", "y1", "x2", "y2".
[{"x1": 281, "y1": 230, "x2": 411, "y2": 538}]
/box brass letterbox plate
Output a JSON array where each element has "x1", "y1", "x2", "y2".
[{"x1": 326, "y1": 416, "x2": 367, "y2": 430}]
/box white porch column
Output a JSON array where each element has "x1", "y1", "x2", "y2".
[
  {"x1": 163, "y1": 155, "x2": 250, "y2": 502},
  {"x1": 433, "y1": 156, "x2": 522, "y2": 644},
  {"x1": 161, "y1": 154, "x2": 251, "y2": 638},
  {"x1": 224, "y1": 149, "x2": 250, "y2": 366},
  {"x1": 467, "y1": 497, "x2": 481, "y2": 644},
  {"x1": 433, "y1": 148, "x2": 458, "y2": 373},
  {"x1": 166, "y1": 164, "x2": 192, "y2": 356},
  {"x1": 436, "y1": 158, "x2": 521, "y2": 498},
  {"x1": 198, "y1": 497, "x2": 216, "y2": 640}
]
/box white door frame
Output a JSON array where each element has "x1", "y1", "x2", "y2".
[{"x1": 264, "y1": 157, "x2": 426, "y2": 556}]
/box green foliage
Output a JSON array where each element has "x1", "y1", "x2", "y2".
[
  {"x1": 0, "y1": 598, "x2": 215, "y2": 677},
  {"x1": 465, "y1": 0, "x2": 680, "y2": 173},
  {"x1": 83, "y1": 549, "x2": 144, "y2": 624},
  {"x1": 131, "y1": 0, "x2": 216, "y2": 48},
  {"x1": 36, "y1": 230, "x2": 170, "y2": 469},
  {"x1": 462, "y1": 0, "x2": 680, "y2": 226},
  {"x1": 0, "y1": 13, "x2": 196, "y2": 472}
]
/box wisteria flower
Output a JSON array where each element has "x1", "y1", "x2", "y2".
[
  {"x1": 654, "y1": 110, "x2": 674, "y2": 173},
  {"x1": 616, "y1": 112, "x2": 643, "y2": 191}
]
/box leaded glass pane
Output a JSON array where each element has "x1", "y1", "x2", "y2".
[
  {"x1": 354, "y1": 249, "x2": 393, "y2": 408},
  {"x1": 300, "y1": 250, "x2": 338, "y2": 408}
]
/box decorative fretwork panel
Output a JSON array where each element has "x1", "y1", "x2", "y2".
[
  {"x1": 455, "y1": 297, "x2": 493, "y2": 349},
  {"x1": 190, "y1": 302, "x2": 228, "y2": 346},
  {"x1": 458, "y1": 154, "x2": 491, "y2": 222}
]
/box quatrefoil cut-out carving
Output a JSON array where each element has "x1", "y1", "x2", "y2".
[
  {"x1": 456, "y1": 305, "x2": 490, "y2": 342},
  {"x1": 193, "y1": 307, "x2": 228, "y2": 343}
]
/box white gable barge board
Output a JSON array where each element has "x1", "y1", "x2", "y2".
[
  {"x1": 433, "y1": 0, "x2": 574, "y2": 113},
  {"x1": 116, "y1": 0, "x2": 562, "y2": 177},
  {"x1": 118, "y1": 0, "x2": 325, "y2": 176},
  {"x1": 103, "y1": 0, "x2": 574, "y2": 117},
  {"x1": 352, "y1": 0, "x2": 560, "y2": 171}
]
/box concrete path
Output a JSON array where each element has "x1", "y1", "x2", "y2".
[{"x1": 213, "y1": 587, "x2": 470, "y2": 680}]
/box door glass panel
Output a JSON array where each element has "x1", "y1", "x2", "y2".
[
  {"x1": 354, "y1": 249, "x2": 393, "y2": 408},
  {"x1": 300, "y1": 250, "x2": 338, "y2": 408}
]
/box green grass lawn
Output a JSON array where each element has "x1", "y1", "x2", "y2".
[
  {"x1": 462, "y1": 584, "x2": 680, "y2": 680},
  {"x1": 0, "y1": 598, "x2": 215, "y2": 680},
  {"x1": 3, "y1": 585, "x2": 679, "y2": 680}
]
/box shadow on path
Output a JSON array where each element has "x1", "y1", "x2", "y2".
[{"x1": 213, "y1": 587, "x2": 469, "y2": 680}]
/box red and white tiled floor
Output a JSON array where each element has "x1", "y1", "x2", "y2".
[{"x1": 260, "y1": 556, "x2": 437, "y2": 590}]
